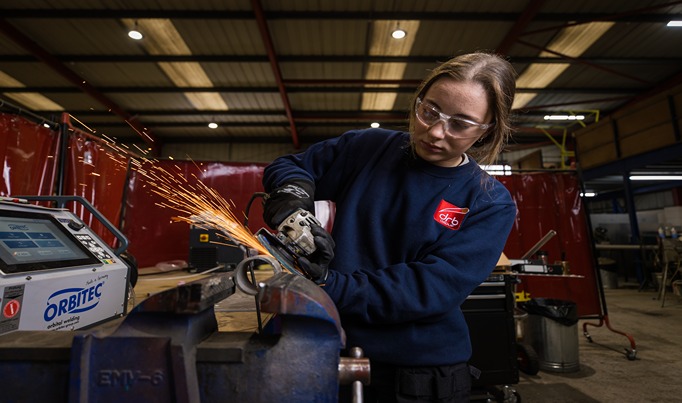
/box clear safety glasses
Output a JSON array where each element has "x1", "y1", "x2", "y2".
[{"x1": 415, "y1": 97, "x2": 494, "y2": 138}]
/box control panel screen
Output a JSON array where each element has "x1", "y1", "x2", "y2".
[{"x1": 0, "y1": 209, "x2": 101, "y2": 275}]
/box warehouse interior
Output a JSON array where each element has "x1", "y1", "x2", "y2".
[{"x1": 1, "y1": 1, "x2": 681, "y2": 402}]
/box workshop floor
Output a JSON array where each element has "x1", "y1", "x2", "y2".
[{"x1": 507, "y1": 284, "x2": 682, "y2": 403}]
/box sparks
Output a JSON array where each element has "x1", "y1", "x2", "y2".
[
  {"x1": 63, "y1": 116, "x2": 272, "y2": 258},
  {"x1": 135, "y1": 161, "x2": 271, "y2": 256}
]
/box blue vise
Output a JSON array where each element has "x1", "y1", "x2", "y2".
[{"x1": 0, "y1": 270, "x2": 365, "y2": 402}]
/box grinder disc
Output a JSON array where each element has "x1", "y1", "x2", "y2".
[{"x1": 255, "y1": 229, "x2": 308, "y2": 278}]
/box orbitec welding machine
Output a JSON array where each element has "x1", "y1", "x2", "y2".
[{"x1": 0, "y1": 197, "x2": 130, "y2": 335}]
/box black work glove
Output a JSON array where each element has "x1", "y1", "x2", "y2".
[
  {"x1": 263, "y1": 179, "x2": 315, "y2": 229},
  {"x1": 297, "y1": 224, "x2": 335, "y2": 285}
]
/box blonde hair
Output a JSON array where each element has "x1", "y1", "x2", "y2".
[{"x1": 408, "y1": 52, "x2": 517, "y2": 165}]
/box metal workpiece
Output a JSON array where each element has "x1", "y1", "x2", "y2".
[{"x1": 234, "y1": 254, "x2": 282, "y2": 296}]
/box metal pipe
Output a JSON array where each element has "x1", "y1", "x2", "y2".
[{"x1": 521, "y1": 230, "x2": 557, "y2": 259}]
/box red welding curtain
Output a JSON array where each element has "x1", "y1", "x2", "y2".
[
  {"x1": 499, "y1": 172, "x2": 600, "y2": 317},
  {"x1": 61, "y1": 133, "x2": 130, "y2": 247},
  {"x1": 121, "y1": 164, "x2": 600, "y2": 317},
  {"x1": 123, "y1": 160, "x2": 268, "y2": 268},
  {"x1": 0, "y1": 113, "x2": 59, "y2": 197}
]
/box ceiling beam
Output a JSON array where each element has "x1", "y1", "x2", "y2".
[
  {"x1": 612, "y1": 69, "x2": 682, "y2": 113},
  {"x1": 32, "y1": 108, "x2": 601, "y2": 119},
  {"x1": 0, "y1": 85, "x2": 641, "y2": 95},
  {"x1": 521, "y1": 0, "x2": 682, "y2": 36},
  {"x1": 516, "y1": 39, "x2": 652, "y2": 86},
  {"x1": 0, "y1": 18, "x2": 160, "y2": 153},
  {"x1": 3, "y1": 54, "x2": 680, "y2": 65},
  {"x1": 0, "y1": 9, "x2": 677, "y2": 23},
  {"x1": 251, "y1": 0, "x2": 299, "y2": 149},
  {"x1": 496, "y1": 0, "x2": 546, "y2": 55}
]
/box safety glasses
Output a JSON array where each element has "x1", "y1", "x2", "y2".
[{"x1": 415, "y1": 97, "x2": 494, "y2": 138}]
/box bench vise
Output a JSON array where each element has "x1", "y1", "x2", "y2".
[{"x1": 0, "y1": 265, "x2": 369, "y2": 402}]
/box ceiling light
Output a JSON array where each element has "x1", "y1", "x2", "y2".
[
  {"x1": 391, "y1": 27, "x2": 406, "y2": 39},
  {"x1": 580, "y1": 192, "x2": 597, "y2": 197},
  {"x1": 629, "y1": 175, "x2": 682, "y2": 181},
  {"x1": 543, "y1": 115, "x2": 585, "y2": 121},
  {"x1": 208, "y1": 122, "x2": 218, "y2": 129},
  {"x1": 667, "y1": 21, "x2": 682, "y2": 27},
  {"x1": 370, "y1": 122, "x2": 380, "y2": 128},
  {"x1": 128, "y1": 21, "x2": 143, "y2": 40},
  {"x1": 128, "y1": 29, "x2": 143, "y2": 40}
]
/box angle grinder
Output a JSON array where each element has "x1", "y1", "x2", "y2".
[{"x1": 254, "y1": 208, "x2": 321, "y2": 279}]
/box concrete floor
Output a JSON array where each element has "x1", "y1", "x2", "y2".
[{"x1": 507, "y1": 284, "x2": 682, "y2": 402}]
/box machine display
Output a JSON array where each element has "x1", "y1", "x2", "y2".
[{"x1": 0, "y1": 209, "x2": 101, "y2": 275}]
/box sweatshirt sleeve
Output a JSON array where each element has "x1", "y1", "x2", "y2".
[
  {"x1": 262, "y1": 130, "x2": 361, "y2": 195},
  {"x1": 263, "y1": 129, "x2": 403, "y2": 201}
]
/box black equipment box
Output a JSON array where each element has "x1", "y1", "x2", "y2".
[
  {"x1": 188, "y1": 226, "x2": 244, "y2": 273},
  {"x1": 462, "y1": 274, "x2": 518, "y2": 388}
]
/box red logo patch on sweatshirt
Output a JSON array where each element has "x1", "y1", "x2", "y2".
[{"x1": 434, "y1": 199, "x2": 469, "y2": 230}]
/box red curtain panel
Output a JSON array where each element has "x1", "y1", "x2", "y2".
[
  {"x1": 61, "y1": 133, "x2": 130, "y2": 247},
  {"x1": 0, "y1": 113, "x2": 59, "y2": 197},
  {"x1": 500, "y1": 172, "x2": 600, "y2": 317}
]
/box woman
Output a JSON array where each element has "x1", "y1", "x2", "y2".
[{"x1": 263, "y1": 52, "x2": 518, "y2": 402}]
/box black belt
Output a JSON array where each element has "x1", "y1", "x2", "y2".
[{"x1": 398, "y1": 362, "x2": 472, "y2": 399}]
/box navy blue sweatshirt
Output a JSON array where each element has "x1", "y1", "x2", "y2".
[{"x1": 263, "y1": 128, "x2": 517, "y2": 366}]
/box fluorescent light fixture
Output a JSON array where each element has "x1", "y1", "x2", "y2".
[
  {"x1": 123, "y1": 18, "x2": 229, "y2": 111},
  {"x1": 208, "y1": 122, "x2": 218, "y2": 129},
  {"x1": 391, "y1": 28, "x2": 406, "y2": 39},
  {"x1": 544, "y1": 115, "x2": 585, "y2": 121},
  {"x1": 629, "y1": 175, "x2": 682, "y2": 181},
  {"x1": 667, "y1": 21, "x2": 682, "y2": 27},
  {"x1": 370, "y1": 122, "x2": 380, "y2": 128},
  {"x1": 580, "y1": 192, "x2": 597, "y2": 197},
  {"x1": 482, "y1": 164, "x2": 512, "y2": 176}
]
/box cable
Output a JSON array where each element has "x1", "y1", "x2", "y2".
[{"x1": 244, "y1": 191, "x2": 268, "y2": 226}]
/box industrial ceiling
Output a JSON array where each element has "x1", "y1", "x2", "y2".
[{"x1": 0, "y1": 0, "x2": 681, "y2": 173}]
